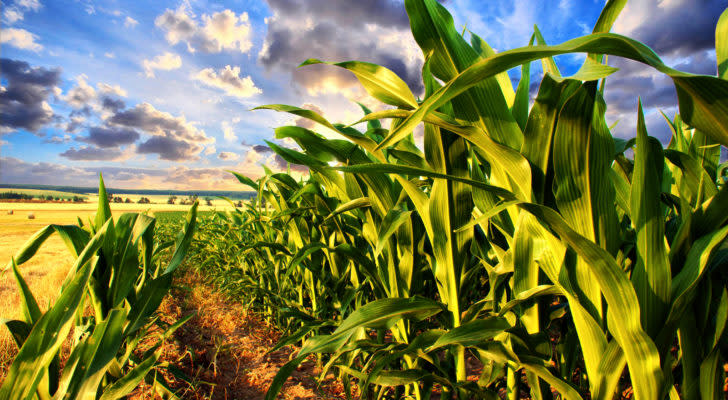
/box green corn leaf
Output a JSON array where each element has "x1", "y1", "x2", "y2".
[
  {"x1": 98, "y1": 348, "x2": 161, "y2": 400},
  {"x1": 95, "y1": 173, "x2": 112, "y2": 232},
  {"x1": 630, "y1": 101, "x2": 671, "y2": 336},
  {"x1": 10, "y1": 259, "x2": 42, "y2": 325},
  {"x1": 0, "y1": 220, "x2": 110, "y2": 399},
  {"x1": 427, "y1": 317, "x2": 511, "y2": 351},
  {"x1": 517, "y1": 203, "x2": 664, "y2": 400},
  {"x1": 717, "y1": 7, "x2": 728, "y2": 80},
  {"x1": 324, "y1": 197, "x2": 371, "y2": 221},
  {"x1": 381, "y1": 32, "x2": 728, "y2": 151},
  {"x1": 164, "y1": 201, "x2": 197, "y2": 275},
  {"x1": 300, "y1": 59, "x2": 418, "y2": 109}
]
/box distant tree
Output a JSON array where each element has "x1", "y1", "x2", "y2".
[
  {"x1": 46, "y1": 195, "x2": 54, "y2": 201},
  {"x1": 138, "y1": 197, "x2": 151, "y2": 204},
  {"x1": 205, "y1": 197, "x2": 213, "y2": 206},
  {"x1": 125, "y1": 198, "x2": 132, "y2": 203},
  {"x1": 73, "y1": 196, "x2": 84, "y2": 203},
  {"x1": 235, "y1": 200, "x2": 243, "y2": 208},
  {"x1": 167, "y1": 195, "x2": 177, "y2": 205}
]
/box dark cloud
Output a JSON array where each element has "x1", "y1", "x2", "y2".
[
  {"x1": 60, "y1": 146, "x2": 125, "y2": 161},
  {"x1": 625, "y1": 0, "x2": 723, "y2": 57},
  {"x1": 101, "y1": 96, "x2": 126, "y2": 112},
  {"x1": 252, "y1": 144, "x2": 274, "y2": 154},
  {"x1": 259, "y1": 0, "x2": 423, "y2": 96},
  {"x1": 137, "y1": 135, "x2": 202, "y2": 161},
  {"x1": 109, "y1": 102, "x2": 209, "y2": 142},
  {"x1": 82, "y1": 125, "x2": 140, "y2": 148},
  {"x1": 0, "y1": 58, "x2": 61, "y2": 133},
  {"x1": 0, "y1": 157, "x2": 94, "y2": 185}
]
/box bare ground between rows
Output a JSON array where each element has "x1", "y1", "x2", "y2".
[{"x1": 129, "y1": 270, "x2": 349, "y2": 400}]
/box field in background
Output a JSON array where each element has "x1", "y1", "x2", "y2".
[
  {"x1": 0, "y1": 188, "x2": 88, "y2": 200},
  {"x1": 0, "y1": 200, "x2": 225, "y2": 372}
]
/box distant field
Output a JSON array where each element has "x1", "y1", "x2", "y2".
[{"x1": 0, "y1": 188, "x2": 88, "y2": 200}]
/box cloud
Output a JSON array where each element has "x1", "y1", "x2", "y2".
[
  {"x1": 218, "y1": 151, "x2": 239, "y2": 160},
  {"x1": 252, "y1": 144, "x2": 274, "y2": 154},
  {"x1": 124, "y1": 16, "x2": 138, "y2": 28},
  {"x1": 294, "y1": 103, "x2": 325, "y2": 129},
  {"x1": 108, "y1": 102, "x2": 212, "y2": 161},
  {"x1": 137, "y1": 135, "x2": 202, "y2": 161},
  {"x1": 194, "y1": 65, "x2": 262, "y2": 98},
  {"x1": 109, "y1": 102, "x2": 210, "y2": 142},
  {"x1": 101, "y1": 96, "x2": 126, "y2": 112},
  {"x1": 155, "y1": 6, "x2": 253, "y2": 54},
  {"x1": 258, "y1": 0, "x2": 423, "y2": 97},
  {"x1": 2, "y1": 0, "x2": 42, "y2": 24},
  {"x1": 81, "y1": 125, "x2": 139, "y2": 148},
  {"x1": 60, "y1": 145, "x2": 130, "y2": 161},
  {"x1": 63, "y1": 75, "x2": 96, "y2": 108},
  {"x1": 221, "y1": 120, "x2": 237, "y2": 141},
  {"x1": 0, "y1": 58, "x2": 60, "y2": 133},
  {"x1": 614, "y1": 0, "x2": 723, "y2": 57},
  {"x1": 104, "y1": 52, "x2": 115, "y2": 58},
  {"x1": 0, "y1": 156, "x2": 243, "y2": 190},
  {"x1": 0, "y1": 28, "x2": 43, "y2": 51},
  {"x1": 96, "y1": 82, "x2": 127, "y2": 97},
  {"x1": 142, "y1": 52, "x2": 182, "y2": 77}
]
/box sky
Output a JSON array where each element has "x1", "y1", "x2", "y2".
[{"x1": 0, "y1": 0, "x2": 723, "y2": 190}]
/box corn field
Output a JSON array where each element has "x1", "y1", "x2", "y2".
[
  {"x1": 2, "y1": 0, "x2": 728, "y2": 399},
  {"x1": 189, "y1": 1, "x2": 728, "y2": 399},
  {"x1": 0, "y1": 177, "x2": 198, "y2": 399}
]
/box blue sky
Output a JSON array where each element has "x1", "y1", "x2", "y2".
[{"x1": 0, "y1": 0, "x2": 723, "y2": 189}]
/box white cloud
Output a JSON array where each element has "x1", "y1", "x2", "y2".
[
  {"x1": 2, "y1": 0, "x2": 42, "y2": 24},
  {"x1": 63, "y1": 75, "x2": 96, "y2": 108},
  {"x1": 104, "y1": 52, "x2": 115, "y2": 58},
  {"x1": 155, "y1": 6, "x2": 253, "y2": 54},
  {"x1": 142, "y1": 52, "x2": 182, "y2": 78},
  {"x1": 124, "y1": 16, "x2": 139, "y2": 28},
  {"x1": 0, "y1": 28, "x2": 43, "y2": 51},
  {"x1": 221, "y1": 120, "x2": 237, "y2": 141},
  {"x1": 194, "y1": 65, "x2": 261, "y2": 98},
  {"x1": 97, "y1": 82, "x2": 127, "y2": 97}
]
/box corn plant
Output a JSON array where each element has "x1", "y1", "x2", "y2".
[
  {"x1": 191, "y1": 1, "x2": 728, "y2": 399},
  {"x1": 0, "y1": 176, "x2": 197, "y2": 400}
]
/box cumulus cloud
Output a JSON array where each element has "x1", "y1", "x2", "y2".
[
  {"x1": 81, "y1": 125, "x2": 139, "y2": 148},
  {"x1": 604, "y1": 0, "x2": 721, "y2": 141},
  {"x1": 614, "y1": 0, "x2": 723, "y2": 57},
  {"x1": 124, "y1": 16, "x2": 138, "y2": 28},
  {"x1": 155, "y1": 6, "x2": 252, "y2": 54},
  {"x1": 218, "y1": 151, "x2": 239, "y2": 160},
  {"x1": 96, "y1": 82, "x2": 127, "y2": 97},
  {"x1": 194, "y1": 65, "x2": 261, "y2": 98},
  {"x1": 63, "y1": 75, "x2": 96, "y2": 108},
  {"x1": 137, "y1": 135, "x2": 202, "y2": 161},
  {"x1": 258, "y1": 0, "x2": 423, "y2": 97},
  {"x1": 109, "y1": 102, "x2": 210, "y2": 142},
  {"x1": 0, "y1": 28, "x2": 43, "y2": 51},
  {"x1": 142, "y1": 52, "x2": 182, "y2": 77},
  {"x1": 60, "y1": 145, "x2": 131, "y2": 161},
  {"x1": 108, "y1": 102, "x2": 212, "y2": 161},
  {"x1": 294, "y1": 103, "x2": 325, "y2": 129},
  {"x1": 0, "y1": 58, "x2": 60, "y2": 133},
  {"x1": 3, "y1": 0, "x2": 42, "y2": 24}
]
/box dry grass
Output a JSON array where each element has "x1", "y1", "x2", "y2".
[{"x1": 129, "y1": 271, "x2": 351, "y2": 400}]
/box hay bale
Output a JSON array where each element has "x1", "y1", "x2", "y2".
[
  {"x1": 6, "y1": 210, "x2": 13, "y2": 215},
  {"x1": 27, "y1": 213, "x2": 35, "y2": 219}
]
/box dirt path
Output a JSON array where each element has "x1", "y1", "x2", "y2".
[{"x1": 132, "y1": 271, "x2": 349, "y2": 400}]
